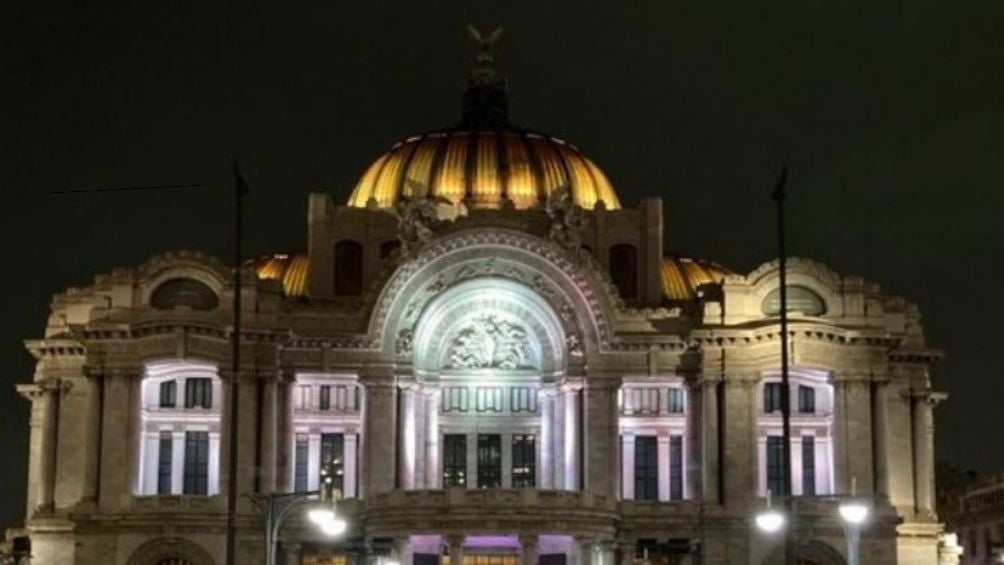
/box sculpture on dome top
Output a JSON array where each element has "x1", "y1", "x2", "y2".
[
  {"x1": 395, "y1": 180, "x2": 451, "y2": 256},
  {"x1": 466, "y1": 25, "x2": 503, "y2": 83},
  {"x1": 544, "y1": 184, "x2": 587, "y2": 255}
]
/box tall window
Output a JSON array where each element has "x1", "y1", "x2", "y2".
[
  {"x1": 477, "y1": 434, "x2": 502, "y2": 488},
  {"x1": 766, "y1": 436, "x2": 787, "y2": 497},
  {"x1": 763, "y1": 382, "x2": 783, "y2": 413},
  {"x1": 184, "y1": 378, "x2": 212, "y2": 409},
  {"x1": 443, "y1": 434, "x2": 467, "y2": 487},
  {"x1": 512, "y1": 435, "x2": 536, "y2": 488},
  {"x1": 667, "y1": 388, "x2": 685, "y2": 413},
  {"x1": 294, "y1": 434, "x2": 309, "y2": 493},
  {"x1": 183, "y1": 431, "x2": 209, "y2": 495},
  {"x1": 159, "y1": 381, "x2": 176, "y2": 408},
  {"x1": 802, "y1": 436, "x2": 816, "y2": 495},
  {"x1": 634, "y1": 436, "x2": 659, "y2": 501},
  {"x1": 157, "y1": 431, "x2": 173, "y2": 495},
  {"x1": 798, "y1": 385, "x2": 816, "y2": 414},
  {"x1": 669, "y1": 435, "x2": 684, "y2": 500},
  {"x1": 320, "y1": 433, "x2": 344, "y2": 495},
  {"x1": 609, "y1": 244, "x2": 638, "y2": 300},
  {"x1": 334, "y1": 240, "x2": 363, "y2": 296},
  {"x1": 319, "y1": 386, "x2": 332, "y2": 411}
]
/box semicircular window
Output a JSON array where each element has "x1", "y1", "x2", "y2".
[
  {"x1": 150, "y1": 278, "x2": 219, "y2": 311},
  {"x1": 762, "y1": 285, "x2": 826, "y2": 316}
]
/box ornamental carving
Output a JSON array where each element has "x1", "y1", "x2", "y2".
[
  {"x1": 544, "y1": 185, "x2": 587, "y2": 253},
  {"x1": 395, "y1": 181, "x2": 452, "y2": 256},
  {"x1": 447, "y1": 316, "x2": 536, "y2": 370}
]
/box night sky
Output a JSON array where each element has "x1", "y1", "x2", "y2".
[{"x1": 2, "y1": 2, "x2": 1001, "y2": 531}]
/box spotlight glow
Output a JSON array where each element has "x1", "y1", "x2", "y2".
[
  {"x1": 755, "y1": 509, "x2": 786, "y2": 533},
  {"x1": 319, "y1": 516, "x2": 347, "y2": 536},
  {"x1": 307, "y1": 508, "x2": 335, "y2": 526},
  {"x1": 838, "y1": 501, "x2": 869, "y2": 525}
]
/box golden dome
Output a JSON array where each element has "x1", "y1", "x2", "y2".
[
  {"x1": 248, "y1": 253, "x2": 309, "y2": 297},
  {"x1": 661, "y1": 256, "x2": 733, "y2": 300},
  {"x1": 347, "y1": 131, "x2": 622, "y2": 211}
]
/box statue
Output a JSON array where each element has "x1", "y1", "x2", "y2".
[
  {"x1": 466, "y1": 25, "x2": 503, "y2": 69},
  {"x1": 544, "y1": 185, "x2": 587, "y2": 253},
  {"x1": 395, "y1": 180, "x2": 451, "y2": 256}
]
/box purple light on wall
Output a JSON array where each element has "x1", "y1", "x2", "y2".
[
  {"x1": 464, "y1": 535, "x2": 520, "y2": 548},
  {"x1": 538, "y1": 535, "x2": 573, "y2": 555}
]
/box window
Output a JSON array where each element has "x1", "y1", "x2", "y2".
[
  {"x1": 294, "y1": 434, "x2": 309, "y2": 493},
  {"x1": 802, "y1": 436, "x2": 816, "y2": 496},
  {"x1": 159, "y1": 380, "x2": 176, "y2": 408},
  {"x1": 761, "y1": 285, "x2": 826, "y2": 316},
  {"x1": 510, "y1": 388, "x2": 538, "y2": 413},
  {"x1": 334, "y1": 240, "x2": 363, "y2": 296},
  {"x1": 634, "y1": 436, "x2": 658, "y2": 501},
  {"x1": 157, "y1": 431, "x2": 173, "y2": 495},
  {"x1": 512, "y1": 435, "x2": 536, "y2": 488},
  {"x1": 183, "y1": 431, "x2": 209, "y2": 495},
  {"x1": 184, "y1": 378, "x2": 212, "y2": 409},
  {"x1": 296, "y1": 385, "x2": 311, "y2": 410},
  {"x1": 609, "y1": 244, "x2": 638, "y2": 300},
  {"x1": 763, "y1": 382, "x2": 783, "y2": 413},
  {"x1": 150, "y1": 278, "x2": 219, "y2": 311},
  {"x1": 320, "y1": 433, "x2": 344, "y2": 496},
  {"x1": 766, "y1": 436, "x2": 787, "y2": 497},
  {"x1": 477, "y1": 434, "x2": 502, "y2": 488},
  {"x1": 443, "y1": 434, "x2": 467, "y2": 487},
  {"x1": 798, "y1": 385, "x2": 816, "y2": 414},
  {"x1": 667, "y1": 388, "x2": 685, "y2": 414},
  {"x1": 442, "y1": 387, "x2": 469, "y2": 412},
  {"x1": 475, "y1": 388, "x2": 503, "y2": 413},
  {"x1": 669, "y1": 435, "x2": 683, "y2": 500},
  {"x1": 319, "y1": 386, "x2": 331, "y2": 411}
]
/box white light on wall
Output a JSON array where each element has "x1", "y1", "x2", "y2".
[
  {"x1": 318, "y1": 516, "x2": 347, "y2": 536},
  {"x1": 838, "y1": 501, "x2": 869, "y2": 525},
  {"x1": 307, "y1": 508, "x2": 335, "y2": 525},
  {"x1": 755, "y1": 509, "x2": 786, "y2": 533}
]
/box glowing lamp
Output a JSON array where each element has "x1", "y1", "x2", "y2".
[
  {"x1": 838, "y1": 501, "x2": 869, "y2": 525},
  {"x1": 755, "y1": 509, "x2": 786, "y2": 533},
  {"x1": 307, "y1": 507, "x2": 336, "y2": 526}
]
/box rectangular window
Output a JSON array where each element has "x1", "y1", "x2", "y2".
[
  {"x1": 184, "y1": 378, "x2": 212, "y2": 409},
  {"x1": 667, "y1": 388, "x2": 685, "y2": 414},
  {"x1": 763, "y1": 382, "x2": 783, "y2": 413},
  {"x1": 766, "y1": 435, "x2": 787, "y2": 497},
  {"x1": 510, "y1": 387, "x2": 538, "y2": 413},
  {"x1": 159, "y1": 380, "x2": 176, "y2": 408},
  {"x1": 801, "y1": 436, "x2": 816, "y2": 496},
  {"x1": 320, "y1": 433, "x2": 344, "y2": 496},
  {"x1": 669, "y1": 435, "x2": 683, "y2": 500},
  {"x1": 443, "y1": 434, "x2": 467, "y2": 487},
  {"x1": 477, "y1": 434, "x2": 502, "y2": 488},
  {"x1": 294, "y1": 433, "x2": 309, "y2": 493},
  {"x1": 475, "y1": 387, "x2": 503, "y2": 413},
  {"x1": 442, "y1": 387, "x2": 469, "y2": 412},
  {"x1": 512, "y1": 434, "x2": 536, "y2": 488},
  {"x1": 157, "y1": 431, "x2": 173, "y2": 494},
  {"x1": 798, "y1": 385, "x2": 816, "y2": 414},
  {"x1": 296, "y1": 385, "x2": 311, "y2": 410},
  {"x1": 634, "y1": 436, "x2": 659, "y2": 501},
  {"x1": 319, "y1": 385, "x2": 332, "y2": 411},
  {"x1": 183, "y1": 431, "x2": 209, "y2": 495}
]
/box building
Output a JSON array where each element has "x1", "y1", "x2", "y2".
[
  {"x1": 14, "y1": 32, "x2": 950, "y2": 565},
  {"x1": 945, "y1": 474, "x2": 1004, "y2": 564}
]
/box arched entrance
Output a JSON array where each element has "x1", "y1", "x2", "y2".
[
  {"x1": 127, "y1": 537, "x2": 215, "y2": 565},
  {"x1": 761, "y1": 540, "x2": 846, "y2": 565}
]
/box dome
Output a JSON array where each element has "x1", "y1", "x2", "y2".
[
  {"x1": 347, "y1": 131, "x2": 621, "y2": 211},
  {"x1": 248, "y1": 253, "x2": 309, "y2": 297}
]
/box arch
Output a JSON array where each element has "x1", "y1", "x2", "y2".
[
  {"x1": 371, "y1": 229, "x2": 619, "y2": 358},
  {"x1": 762, "y1": 285, "x2": 827, "y2": 316},
  {"x1": 334, "y1": 239, "x2": 364, "y2": 295},
  {"x1": 761, "y1": 539, "x2": 846, "y2": 565},
  {"x1": 150, "y1": 278, "x2": 219, "y2": 311},
  {"x1": 411, "y1": 278, "x2": 567, "y2": 376},
  {"x1": 608, "y1": 243, "x2": 638, "y2": 300},
  {"x1": 127, "y1": 537, "x2": 215, "y2": 565}
]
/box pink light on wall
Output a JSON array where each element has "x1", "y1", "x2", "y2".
[{"x1": 464, "y1": 535, "x2": 520, "y2": 549}]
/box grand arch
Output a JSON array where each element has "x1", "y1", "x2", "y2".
[
  {"x1": 761, "y1": 540, "x2": 846, "y2": 565},
  {"x1": 126, "y1": 537, "x2": 215, "y2": 565}
]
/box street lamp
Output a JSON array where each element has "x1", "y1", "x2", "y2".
[
  {"x1": 755, "y1": 490, "x2": 787, "y2": 534},
  {"x1": 838, "y1": 479, "x2": 870, "y2": 565}
]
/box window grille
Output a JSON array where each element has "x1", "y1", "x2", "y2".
[
  {"x1": 184, "y1": 378, "x2": 212, "y2": 409},
  {"x1": 159, "y1": 380, "x2": 176, "y2": 408},
  {"x1": 512, "y1": 434, "x2": 536, "y2": 487},
  {"x1": 183, "y1": 431, "x2": 209, "y2": 495},
  {"x1": 443, "y1": 434, "x2": 467, "y2": 487},
  {"x1": 634, "y1": 436, "x2": 658, "y2": 500}
]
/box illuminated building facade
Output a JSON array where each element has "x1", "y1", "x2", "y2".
[{"x1": 14, "y1": 35, "x2": 950, "y2": 565}]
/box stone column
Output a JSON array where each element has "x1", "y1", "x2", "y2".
[
  {"x1": 621, "y1": 433, "x2": 635, "y2": 500},
  {"x1": 466, "y1": 432, "x2": 478, "y2": 489},
  {"x1": 394, "y1": 537, "x2": 413, "y2": 565},
  {"x1": 575, "y1": 538, "x2": 595, "y2": 565},
  {"x1": 425, "y1": 387, "x2": 441, "y2": 488},
  {"x1": 657, "y1": 435, "x2": 671, "y2": 501},
  {"x1": 700, "y1": 377, "x2": 720, "y2": 504},
  {"x1": 553, "y1": 387, "x2": 566, "y2": 489},
  {"x1": 18, "y1": 383, "x2": 57, "y2": 514},
  {"x1": 563, "y1": 380, "x2": 583, "y2": 491},
  {"x1": 98, "y1": 368, "x2": 140, "y2": 512},
  {"x1": 282, "y1": 374, "x2": 296, "y2": 492},
  {"x1": 260, "y1": 376, "x2": 278, "y2": 493},
  {"x1": 520, "y1": 533, "x2": 539, "y2": 565},
  {"x1": 399, "y1": 383, "x2": 419, "y2": 489},
  {"x1": 362, "y1": 377, "x2": 397, "y2": 496},
  {"x1": 344, "y1": 433, "x2": 358, "y2": 498},
  {"x1": 833, "y1": 374, "x2": 874, "y2": 494},
  {"x1": 831, "y1": 376, "x2": 848, "y2": 494},
  {"x1": 539, "y1": 385, "x2": 555, "y2": 489},
  {"x1": 448, "y1": 535, "x2": 465, "y2": 565},
  {"x1": 502, "y1": 432, "x2": 513, "y2": 488},
  {"x1": 54, "y1": 373, "x2": 101, "y2": 507},
  {"x1": 721, "y1": 376, "x2": 755, "y2": 510},
  {"x1": 912, "y1": 391, "x2": 941, "y2": 517},
  {"x1": 585, "y1": 378, "x2": 620, "y2": 499},
  {"x1": 872, "y1": 379, "x2": 891, "y2": 497}
]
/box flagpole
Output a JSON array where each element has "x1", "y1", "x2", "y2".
[
  {"x1": 225, "y1": 163, "x2": 247, "y2": 565},
  {"x1": 772, "y1": 165, "x2": 795, "y2": 565}
]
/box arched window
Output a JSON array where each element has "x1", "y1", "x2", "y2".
[
  {"x1": 609, "y1": 244, "x2": 638, "y2": 300},
  {"x1": 762, "y1": 285, "x2": 827, "y2": 316},
  {"x1": 380, "y1": 239, "x2": 401, "y2": 260},
  {"x1": 333, "y1": 240, "x2": 363, "y2": 296},
  {"x1": 150, "y1": 278, "x2": 218, "y2": 311}
]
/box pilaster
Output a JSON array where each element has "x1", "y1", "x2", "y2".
[{"x1": 362, "y1": 373, "x2": 397, "y2": 496}]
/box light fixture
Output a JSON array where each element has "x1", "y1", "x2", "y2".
[
  {"x1": 838, "y1": 501, "x2": 869, "y2": 525},
  {"x1": 318, "y1": 515, "x2": 347, "y2": 536},
  {"x1": 755, "y1": 509, "x2": 786, "y2": 533},
  {"x1": 307, "y1": 507, "x2": 336, "y2": 526}
]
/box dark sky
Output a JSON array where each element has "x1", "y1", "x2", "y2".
[{"x1": 1, "y1": 2, "x2": 1001, "y2": 530}]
